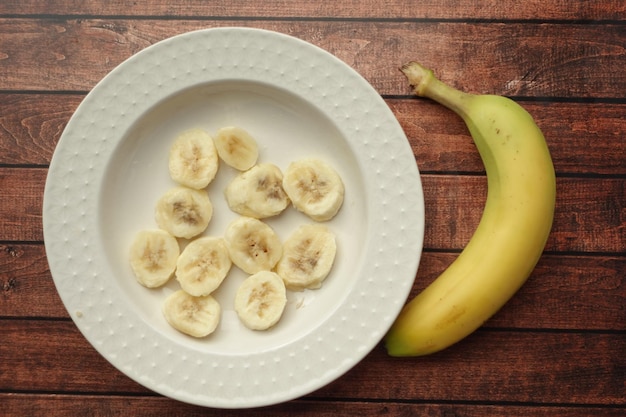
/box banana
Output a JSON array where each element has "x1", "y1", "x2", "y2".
[
  {"x1": 213, "y1": 126, "x2": 259, "y2": 171},
  {"x1": 282, "y1": 158, "x2": 344, "y2": 221},
  {"x1": 276, "y1": 224, "x2": 337, "y2": 291},
  {"x1": 162, "y1": 289, "x2": 221, "y2": 338},
  {"x1": 384, "y1": 62, "x2": 556, "y2": 356},
  {"x1": 175, "y1": 236, "x2": 232, "y2": 296},
  {"x1": 129, "y1": 229, "x2": 180, "y2": 288},
  {"x1": 155, "y1": 186, "x2": 213, "y2": 239},
  {"x1": 234, "y1": 270, "x2": 287, "y2": 330},
  {"x1": 168, "y1": 128, "x2": 219, "y2": 189},
  {"x1": 224, "y1": 163, "x2": 290, "y2": 219},
  {"x1": 223, "y1": 216, "x2": 283, "y2": 274}
]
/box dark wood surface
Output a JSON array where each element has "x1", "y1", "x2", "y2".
[{"x1": 1, "y1": 1, "x2": 624, "y2": 415}]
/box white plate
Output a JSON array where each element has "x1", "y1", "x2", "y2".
[{"x1": 43, "y1": 27, "x2": 424, "y2": 408}]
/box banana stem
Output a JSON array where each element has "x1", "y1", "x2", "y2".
[{"x1": 400, "y1": 62, "x2": 473, "y2": 118}]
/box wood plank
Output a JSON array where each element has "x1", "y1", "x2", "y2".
[
  {"x1": 0, "y1": 319, "x2": 145, "y2": 393},
  {"x1": 3, "y1": 243, "x2": 624, "y2": 331},
  {"x1": 0, "y1": 168, "x2": 45, "y2": 242},
  {"x1": 393, "y1": 100, "x2": 626, "y2": 176},
  {"x1": 3, "y1": 94, "x2": 625, "y2": 176},
  {"x1": 2, "y1": 319, "x2": 624, "y2": 405},
  {"x1": 1, "y1": 0, "x2": 624, "y2": 21},
  {"x1": 0, "y1": 94, "x2": 80, "y2": 165},
  {"x1": 2, "y1": 394, "x2": 626, "y2": 417},
  {"x1": 2, "y1": 168, "x2": 624, "y2": 254},
  {"x1": 1, "y1": 19, "x2": 624, "y2": 98},
  {"x1": 0, "y1": 243, "x2": 66, "y2": 318},
  {"x1": 420, "y1": 175, "x2": 626, "y2": 254},
  {"x1": 320, "y1": 331, "x2": 626, "y2": 405},
  {"x1": 413, "y1": 253, "x2": 626, "y2": 331}
]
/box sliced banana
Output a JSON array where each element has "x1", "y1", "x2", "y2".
[
  {"x1": 213, "y1": 126, "x2": 259, "y2": 171},
  {"x1": 224, "y1": 163, "x2": 290, "y2": 219},
  {"x1": 175, "y1": 236, "x2": 232, "y2": 296},
  {"x1": 235, "y1": 271, "x2": 287, "y2": 330},
  {"x1": 224, "y1": 216, "x2": 282, "y2": 274},
  {"x1": 129, "y1": 229, "x2": 180, "y2": 288},
  {"x1": 168, "y1": 128, "x2": 219, "y2": 190},
  {"x1": 162, "y1": 290, "x2": 221, "y2": 338},
  {"x1": 276, "y1": 224, "x2": 337, "y2": 291},
  {"x1": 155, "y1": 186, "x2": 213, "y2": 239},
  {"x1": 282, "y1": 158, "x2": 345, "y2": 221}
]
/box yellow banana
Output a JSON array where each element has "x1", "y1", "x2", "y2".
[{"x1": 385, "y1": 62, "x2": 556, "y2": 356}]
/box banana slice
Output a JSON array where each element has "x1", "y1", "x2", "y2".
[
  {"x1": 175, "y1": 236, "x2": 232, "y2": 296},
  {"x1": 282, "y1": 158, "x2": 345, "y2": 221},
  {"x1": 162, "y1": 290, "x2": 221, "y2": 338},
  {"x1": 155, "y1": 186, "x2": 213, "y2": 239},
  {"x1": 224, "y1": 163, "x2": 290, "y2": 219},
  {"x1": 234, "y1": 271, "x2": 287, "y2": 330},
  {"x1": 129, "y1": 229, "x2": 180, "y2": 288},
  {"x1": 276, "y1": 224, "x2": 337, "y2": 291},
  {"x1": 168, "y1": 128, "x2": 219, "y2": 190},
  {"x1": 213, "y1": 126, "x2": 259, "y2": 171},
  {"x1": 224, "y1": 216, "x2": 282, "y2": 274}
]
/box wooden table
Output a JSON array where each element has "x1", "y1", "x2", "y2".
[{"x1": 1, "y1": 1, "x2": 624, "y2": 415}]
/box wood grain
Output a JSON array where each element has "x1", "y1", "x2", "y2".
[
  {"x1": 4, "y1": 394, "x2": 626, "y2": 417},
  {"x1": 323, "y1": 332, "x2": 626, "y2": 405},
  {"x1": 1, "y1": 20, "x2": 624, "y2": 98},
  {"x1": 3, "y1": 244, "x2": 624, "y2": 331},
  {"x1": 0, "y1": 244, "x2": 63, "y2": 318},
  {"x1": 2, "y1": 1, "x2": 624, "y2": 415},
  {"x1": 3, "y1": 94, "x2": 625, "y2": 176},
  {"x1": 2, "y1": 0, "x2": 624, "y2": 21},
  {"x1": 0, "y1": 168, "x2": 45, "y2": 242},
  {"x1": 1, "y1": 319, "x2": 624, "y2": 405},
  {"x1": 413, "y1": 253, "x2": 626, "y2": 331},
  {"x1": 0, "y1": 94, "x2": 78, "y2": 165},
  {"x1": 0, "y1": 320, "x2": 144, "y2": 393},
  {"x1": 2, "y1": 168, "x2": 624, "y2": 254},
  {"x1": 392, "y1": 100, "x2": 626, "y2": 176},
  {"x1": 424, "y1": 175, "x2": 626, "y2": 253}
]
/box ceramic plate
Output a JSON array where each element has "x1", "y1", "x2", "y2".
[{"x1": 43, "y1": 27, "x2": 424, "y2": 408}]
